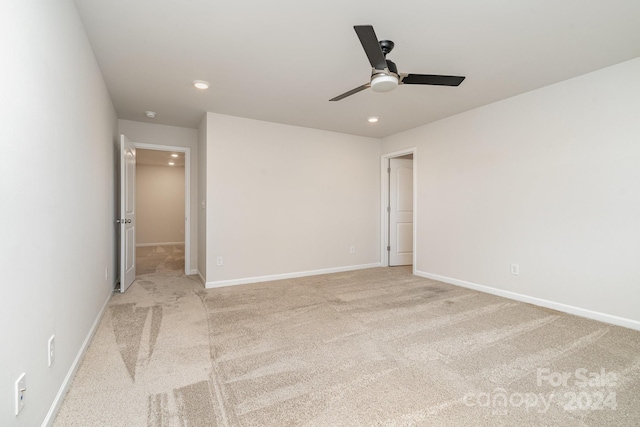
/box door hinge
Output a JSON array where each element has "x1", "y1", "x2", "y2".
[
  {"x1": 387, "y1": 206, "x2": 390, "y2": 213},
  {"x1": 387, "y1": 167, "x2": 391, "y2": 173},
  {"x1": 387, "y1": 246, "x2": 391, "y2": 251}
]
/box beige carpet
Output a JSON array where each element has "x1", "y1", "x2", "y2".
[{"x1": 54, "y1": 248, "x2": 640, "y2": 426}]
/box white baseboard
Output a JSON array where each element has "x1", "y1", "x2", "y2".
[
  {"x1": 188, "y1": 269, "x2": 198, "y2": 276},
  {"x1": 415, "y1": 270, "x2": 640, "y2": 332},
  {"x1": 206, "y1": 263, "x2": 382, "y2": 289},
  {"x1": 136, "y1": 241, "x2": 185, "y2": 247},
  {"x1": 41, "y1": 289, "x2": 112, "y2": 427}
]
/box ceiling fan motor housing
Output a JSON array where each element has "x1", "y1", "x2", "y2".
[{"x1": 385, "y1": 59, "x2": 398, "y2": 74}]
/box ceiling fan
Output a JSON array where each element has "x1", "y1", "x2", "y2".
[{"x1": 330, "y1": 25, "x2": 465, "y2": 101}]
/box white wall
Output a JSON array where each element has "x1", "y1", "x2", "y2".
[
  {"x1": 118, "y1": 120, "x2": 198, "y2": 273},
  {"x1": 205, "y1": 113, "x2": 381, "y2": 286},
  {"x1": 0, "y1": 1, "x2": 117, "y2": 425},
  {"x1": 136, "y1": 165, "x2": 185, "y2": 245},
  {"x1": 197, "y1": 116, "x2": 208, "y2": 281},
  {"x1": 382, "y1": 58, "x2": 640, "y2": 328}
]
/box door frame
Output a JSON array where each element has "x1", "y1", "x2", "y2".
[
  {"x1": 381, "y1": 148, "x2": 417, "y2": 271},
  {"x1": 134, "y1": 142, "x2": 192, "y2": 275}
]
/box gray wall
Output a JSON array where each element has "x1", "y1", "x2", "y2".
[
  {"x1": 0, "y1": 0, "x2": 118, "y2": 425},
  {"x1": 382, "y1": 58, "x2": 640, "y2": 328},
  {"x1": 136, "y1": 164, "x2": 185, "y2": 245},
  {"x1": 203, "y1": 113, "x2": 382, "y2": 286}
]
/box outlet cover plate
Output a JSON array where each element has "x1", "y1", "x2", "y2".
[{"x1": 510, "y1": 263, "x2": 520, "y2": 275}]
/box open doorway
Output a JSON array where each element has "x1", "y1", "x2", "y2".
[
  {"x1": 381, "y1": 149, "x2": 416, "y2": 270},
  {"x1": 134, "y1": 143, "x2": 191, "y2": 276}
]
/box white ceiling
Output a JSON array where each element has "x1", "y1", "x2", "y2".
[
  {"x1": 74, "y1": 0, "x2": 640, "y2": 138},
  {"x1": 137, "y1": 149, "x2": 185, "y2": 167}
]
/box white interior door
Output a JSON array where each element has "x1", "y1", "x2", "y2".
[
  {"x1": 389, "y1": 158, "x2": 413, "y2": 266},
  {"x1": 119, "y1": 134, "x2": 136, "y2": 292}
]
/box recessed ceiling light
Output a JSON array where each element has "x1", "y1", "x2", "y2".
[
  {"x1": 171, "y1": 153, "x2": 179, "y2": 158},
  {"x1": 193, "y1": 80, "x2": 210, "y2": 90},
  {"x1": 368, "y1": 116, "x2": 379, "y2": 123},
  {"x1": 168, "y1": 162, "x2": 175, "y2": 166},
  {"x1": 145, "y1": 111, "x2": 156, "y2": 118}
]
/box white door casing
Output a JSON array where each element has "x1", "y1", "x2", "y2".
[
  {"x1": 119, "y1": 134, "x2": 136, "y2": 292},
  {"x1": 389, "y1": 158, "x2": 413, "y2": 266}
]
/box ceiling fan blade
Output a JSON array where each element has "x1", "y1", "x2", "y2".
[
  {"x1": 329, "y1": 84, "x2": 370, "y2": 101},
  {"x1": 354, "y1": 25, "x2": 387, "y2": 70},
  {"x1": 401, "y1": 74, "x2": 466, "y2": 86}
]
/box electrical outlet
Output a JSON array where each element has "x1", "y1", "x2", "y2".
[
  {"x1": 15, "y1": 373, "x2": 26, "y2": 415},
  {"x1": 350, "y1": 246, "x2": 356, "y2": 254},
  {"x1": 216, "y1": 256, "x2": 223, "y2": 266},
  {"x1": 48, "y1": 335, "x2": 55, "y2": 367},
  {"x1": 510, "y1": 263, "x2": 520, "y2": 275}
]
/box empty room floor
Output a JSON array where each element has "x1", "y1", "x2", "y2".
[
  {"x1": 135, "y1": 244, "x2": 185, "y2": 275},
  {"x1": 54, "y1": 264, "x2": 640, "y2": 426}
]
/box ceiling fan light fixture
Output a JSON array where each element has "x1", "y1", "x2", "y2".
[
  {"x1": 329, "y1": 25, "x2": 465, "y2": 101},
  {"x1": 370, "y1": 74, "x2": 398, "y2": 93}
]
